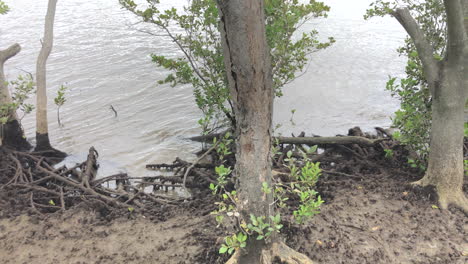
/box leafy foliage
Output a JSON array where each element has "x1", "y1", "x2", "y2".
[
  {"x1": 210, "y1": 143, "x2": 323, "y2": 255},
  {"x1": 0, "y1": 75, "x2": 35, "y2": 125},
  {"x1": 213, "y1": 131, "x2": 233, "y2": 162},
  {"x1": 54, "y1": 84, "x2": 67, "y2": 108},
  {"x1": 219, "y1": 232, "x2": 247, "y2": 255},
  {"x1": 0, "y1": 1, "x2": 9, "y2": 15},
  {"x1": 366, "y1": 0, "x2": 447, "y2": 168},
  {"x1": 246, "y1": 213, "x2": 283, "y2": 241},
  {"x1": 280, "y1": 146, "x2": 323, "y2": 224},
  {"x1": 120, "y1": 0, "x2": 334, "y2": 133}
]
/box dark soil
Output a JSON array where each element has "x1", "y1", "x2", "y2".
[{"x1": 0, "y1": 129, "x2": 467, "y2": 264}]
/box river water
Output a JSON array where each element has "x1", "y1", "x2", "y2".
[{"x1": 0, "y1": 0, "x2": 406, "y2": 177}]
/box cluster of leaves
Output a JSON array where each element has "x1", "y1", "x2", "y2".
[
  {"x1": 219, "y1": 232, "x2": 247, "y2": 255},
  {"x1": 212, "y1": 144, "x2": 323, "y2": 255},
  {"x1": 218, "y1": 213, "x2": 283, "y2": 254},
  {"x1": 278, "y1": 146, "x2": 323, "y2": 224},
  {"x1": 209, "y1": 164, "x2": 279, "y2": 255},
  {"x1": 54, "y1": 84, "x2": 67, "y2": 126},
  {"x1": 54, "y1": 84, "x2": 67, "y2": 108},
  {"x1": 0, "y1": 75, "x2": 35, "y2": 125},
  {"x1": 213, "y1": 131, "x2": 233, "y2": 161},
  {"x1": 0, "y1": 1, "x2": 9, "y2": 15},
  {"x1": 209, "y1": 134, "x2": 235, "y2": 225},
  {"x1": 209, "y1": 164, "x2": 237, "y2": 226},
  {"x1": 365, "y1": 0, "x2": 447, "y2": 169},
  {"x1": 120, "y1": 0, "x2": 334, "y2": 133},
  {"x1": 246, "y1": 213, "x2": 283, "y2": 241}
]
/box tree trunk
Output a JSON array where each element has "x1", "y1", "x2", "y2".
[
  {"x1": 394, "y1": 0, "x2": 468, "y2": 212},
  {"x1": 35, "y1": 0, "x2": 58, "y2": 151},
  {"x1": 417, "y1": 65, "x2": 468, "y2": 212},
  {"x1": 217, "y1": 1, "x2": 313, "y2": 263},
  {"x1": 0, "y1": 43, "x2": 31, "y2": 150},
  {"x1": 464, "y1": 0, "x2": 468, "y2": 101}
]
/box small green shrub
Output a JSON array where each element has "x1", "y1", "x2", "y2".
[{"x1": 0, "y1": 74, "x2": 35, "y2": 125}]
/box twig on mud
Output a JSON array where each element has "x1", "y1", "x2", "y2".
[{"x1": 322, "y1": 170, "x2": 363, "y2": 180}]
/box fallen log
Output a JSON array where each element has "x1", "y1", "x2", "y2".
[
  {"x1": 276, "y1": 136, "x2": 386, "y2": 147},
  {"x1": 189, "y1": 133, "x2": 387, "y2": 147}
]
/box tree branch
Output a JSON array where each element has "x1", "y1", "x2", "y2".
[
  {"x1": 0, "y1": 43, "x2": 21, "y2": 64},
  {"x1": 392, "y1": 8, "x2": 440, "y2": 94}
]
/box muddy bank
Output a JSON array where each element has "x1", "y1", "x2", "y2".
[{"x1": 0, "y1": 129, "x2": 467, "y2": 264}]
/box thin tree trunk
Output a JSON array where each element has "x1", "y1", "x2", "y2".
[
  {"x1": 0, "y1": 43, "x2": 31, "y2": 150},
  {"x1": 218, "y1": 0, "x2": 313, "y2": 263},
  {"x1": 35, "y1": 0, "x2": 58, "y2": 151}
]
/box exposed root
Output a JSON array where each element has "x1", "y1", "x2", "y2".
[
  {"x1": 262, "y1": 242, "x2": 314, "y2": 264},
  {"x1": 438, "y1": 191, "x2": 468, "y2": 214},
  {"x1": 412, "y1": 177, "x2": 468, "y2": 214},
  {"x1": 411, "y1": 177, "x2": 432, "y2": 187},
  {"x1": 226, "y1": 242, "x2": 313, "y2": 264},
  {"x1": 0, "y1": 147, "x2": 183, "y2": 215},
  {"x1": 225, "y1": 250, "x2": 242, "y2": 264}
]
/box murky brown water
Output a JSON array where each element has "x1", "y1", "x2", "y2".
[{"x1": 0, "y1": 0, "x2": 406, "y2": 177}]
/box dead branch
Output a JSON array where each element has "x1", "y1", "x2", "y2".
[
  {"x1": 81, "y1": 147, "x2": 98, "y2": 188},
  {"x1": 183, "y1": 142, "x2": 219, "y2": 187}
]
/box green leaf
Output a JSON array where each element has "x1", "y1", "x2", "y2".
[
  {"x1": 308, "y1": 145, "x2": 318, "y2": 154},
  {"x1": 219, "y1": 246, "x2": 228, "y2": 254}
]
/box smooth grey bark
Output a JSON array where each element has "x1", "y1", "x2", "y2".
[
  {"x1": 393, "y1": 0, "x2": 468, "y2": 212},
  {"x1": 35, "y1": 0, "x2": 58, "y2": 151},
  {"x1": 0, "y1": 44, "x2": 31, "y2": 150},
  {"x1": 464, "y1": 0, "x2": 468, "y2": 101},
  {"x1": 217, "y1": 0, "x2": 313, "y2": 263}
]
